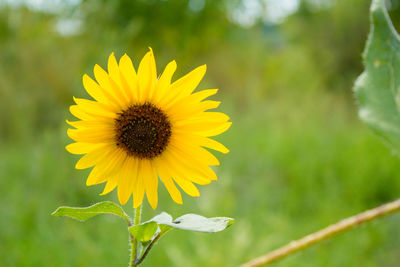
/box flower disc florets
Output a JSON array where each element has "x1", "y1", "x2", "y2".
[{"x1": 115, "y1": 103, "x2": 171, "y2": 159}]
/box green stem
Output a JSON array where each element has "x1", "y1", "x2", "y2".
[
  {"x1": 128, "y1": 204, "x2": 142, "y2": 267},
  {"x1": 128, "y1": 232, "x2": 136, "y2": 267},
  {"x1": 134, "y1": 204, "x2": 142, "y2": 225}
]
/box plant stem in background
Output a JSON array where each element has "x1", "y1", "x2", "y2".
[
  {"x1": 240, "y1": 199, "x2": 400, "y2": 267},
  {"x1": 129, "y1": 204, "x2": 142, "y2": 267}
]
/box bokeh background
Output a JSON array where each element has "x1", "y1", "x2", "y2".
[{"x1": 1, "y1": 0, "x2": 400, "y2": 266}]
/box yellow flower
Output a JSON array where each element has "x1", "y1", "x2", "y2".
[{"x1": 66, "y1": 49, "x2": 231, "y2": 209}]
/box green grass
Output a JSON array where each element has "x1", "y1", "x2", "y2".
[{"x1": 0, "y1": 92, "x2": 399, "y2": 266}]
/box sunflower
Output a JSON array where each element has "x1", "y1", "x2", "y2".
[{"x1": 66, "y1": 49, "x2": 231, "y2": 209}]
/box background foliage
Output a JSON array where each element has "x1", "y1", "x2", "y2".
[{"x1": 1, "y1": 0, "x2": 400, "y2": 266}]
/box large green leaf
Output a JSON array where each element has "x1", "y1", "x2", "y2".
[
  {"x1": 51, "y1": 201, "x2": 131, "y2": 223},
  {"x1": 354, "y1": 0, "x2": 400, "y2": 152},
  {"x1": 166, "y1": 214, "x2": 234, "y2": 232},
  {"x1": 129, "y1": 212, "x2": 234, "y2": 239}
]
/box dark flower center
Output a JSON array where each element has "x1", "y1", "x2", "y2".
[{"x1": 115, "y1": 103, "x2": 171, "y2": 159}]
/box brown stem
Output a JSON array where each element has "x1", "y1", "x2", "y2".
[
  {"x1": 135, "y1": 230, "x2": 170, "y2": 266},
  {"x1": 240, "y1": 199, "x2": 400, "y2": 267}
]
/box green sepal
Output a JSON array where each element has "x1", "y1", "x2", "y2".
[{"x1": 51, "y1": 201, "x2": 131, "y2": 223}]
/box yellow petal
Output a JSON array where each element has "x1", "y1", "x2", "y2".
[
  {"x1": 165, "y1": 89, "x2": 218, "y2": 114},
  {"x1": 142, "y1": 160, "x2": 158, "y2": 209},
  {"x1": 65, "y1": 142, "x2": 97, "y2": 155},
  {"x1": 189, "y1": 89, "x2": 218, "y2": 102},
  {"x1": 162, "y1": 64, "x2": 207, "y2": 108},
  {"x1": 82, "y1": 74, "x2": 113, "y2": 106},
  {"x1": 118, "y1": 67, "x2": 135, "y2": 104},
  {"x1": 100, "y1": 179, "x2": 117, "y2": 195},
  {"x1": 175, "y1": 121, "x2": 232, "y2": 137},
  {"x1": 137, "y1": 48, "x2": 157, "y2": 102},
  {"x1": 119, "y1": 54, "x2": 139, "y2": 101},
  {"x1": 198, "y1": 122, "x2": 232, "y2": 137},
  {"x1": 158, "y1": 152, "x2": 200, "y2": 196},
  {"x1": 133, "y1": 161, "x2": 145, "y2": 208},
  {"x1": 175, "y1": 112, "x2": 230, "y2": 126},
  {"x1": 166, "y1": 143, "x2": 218, "y2": 181},
  {"x1": 153, "y1": 60, "x2": 177, "y2": 104},
  {"x1": 108, "y1": 53, "x2": 123, "y2": 89},
  {"x1": 86, "y1": 148, "x2": 127, "y2": 185},
  {"x1": 94, "y1": 64, "x2": 126, "y2": 108},
  {"x1": 174, "y1": 133, "x2": 229, "y2": 154},
  {"x1": 117, "y1": 157, "x2": 137, "y2": 205},
  {"x1": 75, "y1": 144, "x2": 114, "y2": 169},
  {"x1": 172, "y1": 64, "x2": 207, "y2": 96},
  {"x1": 69, "y1": 105, "x2": 93, "y2": 120},
  {"x1": 197, "y1": 136, "x2": 229, "y2": 153},
  {"x1": 164, "y1": 147, "x2": 215, "y2": 183},
  {"x1": 168, "y1": 100, "x2": 221, "y2": 121},
  {"x1": 198, "y1": 100, "x2": 221, "y2": 111},
  {"x1": 73, "y1": 97, "x2": 117, "y2": 119},
  {"x1": 154, "y1": 158, "x2": 183, "y2": 204},
  {"x1": 108, "y1": 52, "x2": 135, "y2": 107},
  {"x1": 87, "y1": 165, "x2": 107, "y2": 186},
  {"x1": 67, "y1": 128, "x2": 115, "y2": 143},
  {"x1": 172, "y1": 175, "x2": 200, "y2": 197},
  {"x1": 126, "y1": 158, "x2": 140, "y2": 201},
  {"x1": 171, "y1": 136, "x2": 220, "y2": 166},
  {"x1": 66, "y1": 119, "x2": 113, "y2": 129}
]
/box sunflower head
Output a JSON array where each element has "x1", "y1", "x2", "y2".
[{"x1": 66, "y1": 49, "x2": 231, "y2": 209}]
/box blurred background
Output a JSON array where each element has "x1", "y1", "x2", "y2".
[{"x1": 1, "y1": 0, "x2": 400, "y2": 266}]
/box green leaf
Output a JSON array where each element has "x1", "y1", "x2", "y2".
[
  {"x1": 354, "y1": 0, "x2": 400, "y2": 153},
  {"x1": 166, "y1": 214, "x2": 234, "y2": 233},
  {"x1": 51, "y1": 201, "x2": 131, "y2": 223},
  {"x1": 129, "y1": 221, "x2": 158, "y2": 242},
  {"x1": 149, "y1": 212, "x2": 173, "y2": 225},
  {"x1": 148, "y1": 212, "x2": 234, "y2": 233},
  {"x1": 149, "y1": 212, "x2": 174, "y2": 233}
]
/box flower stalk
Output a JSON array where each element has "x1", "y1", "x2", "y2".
[{"x1": 240, "y1": 199, "x2": 400, "y2": 267}]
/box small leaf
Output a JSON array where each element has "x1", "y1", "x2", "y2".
[
  {"x1": 128, "y1": 212, "x2": 173, "y2": 243},
  {"x1": 354, "y1": 0, "x2": 400, "y2": 153},
  {"x1": 129, "y1": 221, "x2": 158, "y2": 242},
  {"x1": 51, "y1": 201, "x2": 130, "y2": 223},
  {"x1": 166, "y1": 214, "x2": 234, "y2": 233}
]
